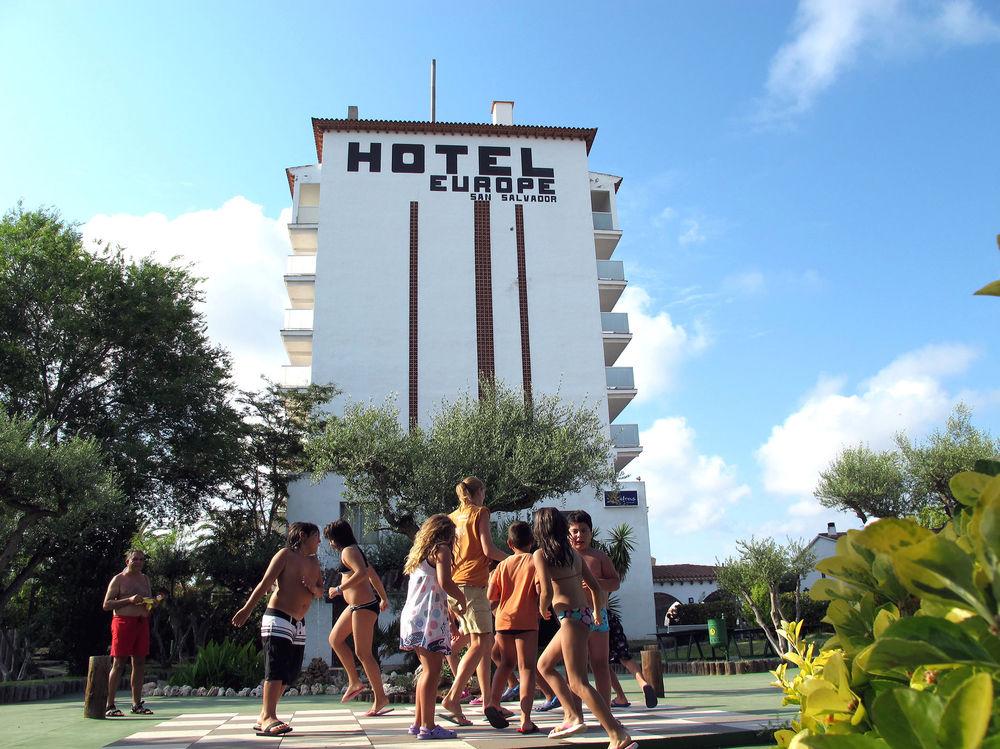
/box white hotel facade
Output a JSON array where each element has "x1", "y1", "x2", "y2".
[{"x1": 281, "y1": 101, "x2": 656, "y2": 662}]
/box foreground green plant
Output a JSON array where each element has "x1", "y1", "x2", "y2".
[{"x1": 771, "y1": 461, "x2": 1000, "y2": 748}]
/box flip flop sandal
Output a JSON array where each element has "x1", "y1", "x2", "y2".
[
  {"x1": 130, "y1": 702, "x2": 154, "y2": 715},
  {"x1": 611, "y1": 699, "x2": 631, "y2": 708},
  {"x1": 611, "y1": 742, "x2": 638, "y2": 749},
  {"x1": 342, "y1": 685, "x2": 367, "y2": 703},
  {"x1": 365, "y1": 706, "x2": 394, "y2": 717},
  {"x1": 105, "y1": 706, "x2": 124, "y2": 718},
  {"x1": 549, "y1": 722, "x2": 587, "y2": 739},
  {"x1": 517, "y1": 724, "x2": 540, "y2": 734},
  {"x1": 643, "y1": 684, "x2": 657, "y2": 708},
  {"x1": 440, "y1": 712, "x2": 474, "y2": 727},
  {"x1": 256, "y1": 720, "x2": 293, "y2": 737},
  {"x1": 484, "y1": 705, "x2": 509, "y2": 729}
]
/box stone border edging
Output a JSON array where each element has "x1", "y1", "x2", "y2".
[{"x1": 0, "y1": 678, "x2": 85, "y2": 704}]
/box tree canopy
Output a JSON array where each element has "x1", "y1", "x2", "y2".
[
  {"x1": 815, "y1": 405, "x2": 1000, "y2": 526},
  {"x1": 306, "y1": 380, "x2": 616, "y2": 538},
  {"x1": 0, "y1": 205, "x2": 240, "y2": 521}
]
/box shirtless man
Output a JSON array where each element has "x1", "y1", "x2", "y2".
[
  {"x1": 566, "y1": 510, "x2": 620, "y2": 707},
  {"x1": 233, "y1": 522, "x2": 323, "y2": 737},
  {"x1": 103, "y1": 549, "x2": 154, "y2": 717}
]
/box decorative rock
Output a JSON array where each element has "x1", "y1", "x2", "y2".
[
  {"x1": 180, "y1": 686, "x2": 192, "y2": 697},
  {"x1": 207, "y1": 687, "x2": 219, "y2": 697},
  {"x1": 144, "y1": 681, "x2": 157, "y2": 690},
  {"x1": 238, "y1": 687, "x2": 251, "y2": 697},
  {"x1": 286, "y1": 688, "x2": 299, "y2": 696},
  {"x1": 251, "y1": 687, "x2": 263, "y2": 698},
  {"x1": 152, "y1": 687, "x2": 164, "y2": 697},
  {"x1": 325, "y1": 685, "x2": 338, "y2": 695},
  {"x1": 310, "y1": 684, "x2": 323, "y2": 695},
  {"x1": 195, "y1": 687, "x2": 206, "y2": 696},
  {"x1": 225, "y1": 688, "x2": 237, "y2": 697}
]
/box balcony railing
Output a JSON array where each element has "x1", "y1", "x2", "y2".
[
  {"x1": 286, "y1": 255, "x2": 316, "y2": 275},
  {"x1": 611, "y1": 424, "x2": 640, "y2": 448},
  {"x1": 606, "y1": 366, "x2": 635, "y2": 389},
  {"x1": 592, "y1": 211, "x2": 615, "y2": 231},
  {"x1": 281, "y1": 366, "x2": 312, "y2": 388},
  {"x1": 283, "y1": 308, "x2": 314, "y2": 330},
  {"x1": 597, "y1": 260, "x2": 625, "y2": 281},
  {"x1": 295, "y1": 205, "x2": 319, "y2": 224},
  {"x1": 601, "y1": 313, "x2": 630, "y2": 335}
]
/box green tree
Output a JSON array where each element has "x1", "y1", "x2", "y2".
[
  {"x1": 0, "y1": 205, "x2": 241, "y2": 521},
  {"x1": 814, "y1": 405, "x2": 999, "y2": 527},
  {"x1": 815, "y1": 445, "x2": 906, "y2": 523},
  {"x1": 0, "y1": 409, "x2": 124, "y2": 617},
  {"x1": 307, "y1": 380, "x2": 616, "y2": 538},
  {"x1": 715, "y1": 537, "x2": 814, "y2": 655},
  {"x1": 230, "y1": 380, "x2": 338, "y2": 539}
]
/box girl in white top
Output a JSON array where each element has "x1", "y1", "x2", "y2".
[{"x1": 400, "y1": 514, "x2": 467, "y2": 740}]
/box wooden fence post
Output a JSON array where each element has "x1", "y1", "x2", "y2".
[
  {"x1": 640, "y1": 645, "x2": 664, "y2": 698},
  {"x1": 84, "y1": 656, "x2": 113, "y2": 719}
]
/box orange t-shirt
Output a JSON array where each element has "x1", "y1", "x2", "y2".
[
  {"x1": 449, "y1": 504, "x2": 490, "y2": 586},
  {"x1": 487, "y1": 553, "x2": 539, "y2": 631}
]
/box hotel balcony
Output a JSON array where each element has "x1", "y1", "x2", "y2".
[
  {"x1": 281, "y1": 308, "x2": 313, "y2": 366},
  {"x1": 284, "y1": 254, "x2": 316, "y2": 309},
  {"x1": 280, "y1": 365, "x2": 312, "y2": 389},
  {"x1": 601, "y1": 311, "x2": 632, "y2": 366},
  {"x1": 606, "y1": 366, "x2": 637, "y2": 421},
  {"x1": 597, "y1": 260, "x2": 626, "y2": 312},
  {"x1": 610, "y1": 423, "x2": 642, "y2": 473},
  {"x1": 288, "y1": 204, "x2": 319, "y2": 255},
  {"x1": 593, "y1": 211, "x2": 622, "y2": 260}
]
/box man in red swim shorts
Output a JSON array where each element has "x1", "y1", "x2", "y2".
[{"x1": 102, "y1": 549, "x2": 153, "y2": 717}]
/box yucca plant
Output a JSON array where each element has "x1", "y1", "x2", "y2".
[{"x1": 168, "y1": 639, "x2": 262, "y2": 689}]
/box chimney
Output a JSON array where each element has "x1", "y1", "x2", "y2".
[
  {"x1": 650, "y1": 557, "x2": 656, "y2": 566},
  {"x1": 347, "y1": 105, "x2": 359, "y2": 120},
  {"x1": 827, "y1": 522, "x2": 837, "y2": 535},
  {"x1": 491, "y1": 100, "x2": 514, "y2": 125}
]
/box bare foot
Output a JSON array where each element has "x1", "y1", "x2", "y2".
[
  {"x1": 440, "y1": 694, "x2": 468, "y2": 723},
  {"x1": 342, "y1": 683, "x2": 366, "y2": 703}
]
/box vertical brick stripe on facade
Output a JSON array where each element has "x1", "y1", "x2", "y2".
[
  {"x1": 408, "y1": 201, "x2": 419, "y2": 429},
  {"x1": 514, "y1": 205, "x2": 532, "y2": 405},
  {"x1": 473, "y1": 201, "x2": 495, "y2": 396}
]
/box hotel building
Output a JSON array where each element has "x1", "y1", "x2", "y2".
[{"x1": 282, "y1": 101, "x2": 655, "y2": 662}]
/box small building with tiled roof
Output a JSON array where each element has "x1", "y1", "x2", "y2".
[{"x1": 650, "y1": 562, "x2": 720, "y2": 625}]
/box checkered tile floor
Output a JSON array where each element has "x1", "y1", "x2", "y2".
[{"x1": 104, "y1": 704, "x2": 769, "y2": 748}]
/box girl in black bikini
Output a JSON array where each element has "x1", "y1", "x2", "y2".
[{"x1": 324, "y1": 519, "x2": 391, "y2": 717}]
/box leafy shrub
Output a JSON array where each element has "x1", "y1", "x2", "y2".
[
  {"x1": 168, "y1": 639, "x2": 262, "y2": 689},
  {"x1": 672, "y1": 599, "x2": 742, "y2": 626},
  {"x1": 770, "y1": 460, "x2": 1000, "y2": 748}
]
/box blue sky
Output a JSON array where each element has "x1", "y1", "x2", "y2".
[{"x1": 3, "y1": 1, "x2": 999, "y2": 563}]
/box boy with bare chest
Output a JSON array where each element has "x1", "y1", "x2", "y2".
[
  {"x1": 567, "y1": 511, "x2": 620, "y2": 707},
  {"x1": 233, "y1": 522, "x2": 324, "y2": 737}
]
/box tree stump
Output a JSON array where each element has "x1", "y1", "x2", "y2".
[
  {"x1": 640, "y1": 645, "x2": 664, "y2": 698},
  {"x1": 84, "y1": 656, "x2": 113, "y2": 719}
]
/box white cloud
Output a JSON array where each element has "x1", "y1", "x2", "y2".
[
  {"x1": 633, "y1": 417, "x2": 751, "y2": 536},
  {"x1": 756, "y1": 343, "x2": 980, "y2": 497},
  {"x1": 615, "y1": 285, "x2": 709, "y2": 404},
  {"x1": 678, "y1": 219, "x2": 706, "y2": 246},
  {"x1": 83, "y1": 197, "x2": 291, "y2": 391},
  {"x1": 760, "y1": 0, "x2": 1000, "y2": 121}
]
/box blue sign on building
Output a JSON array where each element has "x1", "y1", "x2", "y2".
[{"x1": 604, "y1": 489, "x2": 638, "y2": 507}]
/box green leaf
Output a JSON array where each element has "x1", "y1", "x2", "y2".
[
  {"x1": 871, "y1": 688, "x2": 943, "y2": 749},
  {"x1": 811, "y1": 577, "x2": 865, "y2": 603},
  {"x1": 793, "y1": 734, "x2": 889, "y2": 748},
  {"x1": 894, "y1": 536, "x2": 993, "y2": 620},
  {"x1": 853, "y1": 518, "x2": 933, "y2": 553},
  {"x1": 974, "y1": 279, "x2": 1000, "y2": 296},
  {"x1": 937, "y1": 672, "x2": 993, "y2": 749},
  {"x1": 858, "y1": 618, "x2": 995, "y2": 675},
  {"x1": 973, "y1": 459, "x2": 1000, "y2": 477},
  {"x1": 824, "y1": 599, "x2": 874, "y2": 656},
  {"x1": 950, "y1": 471, "x2": 994, "y2": 506}
]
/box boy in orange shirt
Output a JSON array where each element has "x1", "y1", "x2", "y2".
[{"x1": 487, "y1": 521, "x2": 540, "y2": 733}]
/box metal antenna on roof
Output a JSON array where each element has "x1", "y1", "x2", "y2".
[{"x1": 430, "y1": 59, "x2": 437, "y2": 123}]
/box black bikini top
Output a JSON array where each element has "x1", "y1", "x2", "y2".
[{"x1": 337, "y1": 544, "x2": 369, "y2": 575}]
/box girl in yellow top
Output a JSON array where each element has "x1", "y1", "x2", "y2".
[{"x1": 441, "y1": 477, "x2": 510, "y2": 728}]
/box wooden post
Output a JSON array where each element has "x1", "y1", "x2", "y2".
[
  {"x1": 84, "y1": 656, "x2": 113, "y2": 719},
  {"x1": 640, "y1": 645, "x2": 664, "y2": 698}
]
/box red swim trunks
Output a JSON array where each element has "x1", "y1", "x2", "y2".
[{"x1": 111, "y1": 616, "x2": 150, "y2": 658}]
